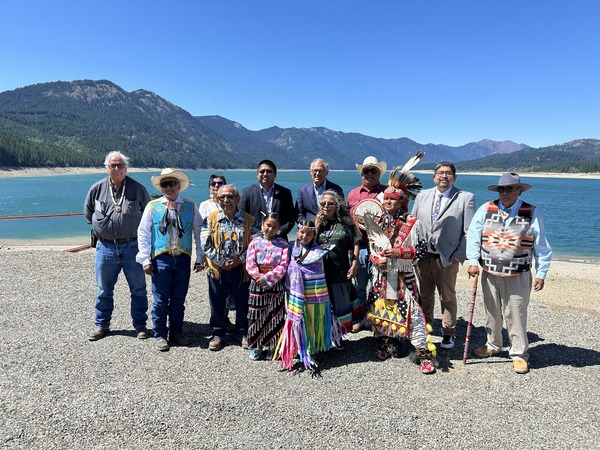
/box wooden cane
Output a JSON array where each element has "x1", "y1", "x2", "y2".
[{"x1": 463, "y1": 273, "x2": 479, "y2": 364}]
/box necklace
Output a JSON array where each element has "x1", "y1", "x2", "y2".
[{"x1": 110, "y1": 179, "x2": 126, "y2": 213}]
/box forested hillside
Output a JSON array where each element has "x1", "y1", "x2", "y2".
[{"x1": 1, "y1": 79, "x2": 598, "y2": 172}]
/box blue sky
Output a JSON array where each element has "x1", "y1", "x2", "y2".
[{"x1": 1, "y1": 1, "x2": 599, "y2": 147}]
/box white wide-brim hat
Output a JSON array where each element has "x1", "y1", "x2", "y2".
[
  {"x1": 355, "y1": 156, "x2": 387, "y2": 176},
  {"x1": 151, "y1": 168, "x2": 190, "y2": 192},
  {"x1": 487, "y1": 172, "x2": 532, "y2": 192}
]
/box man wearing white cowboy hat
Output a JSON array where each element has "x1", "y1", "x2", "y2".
[
  {"x1": 136, "y1": 168, "x2": 203, "y2": 352},
  {"x1": 466, "y1": 172, "x2": 552, "y2": 374},
  {"x1": 347, "y1": 155, "x2": 387, "y2": 332}
]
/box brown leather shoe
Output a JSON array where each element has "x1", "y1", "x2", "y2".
[
  {"x1": 88, "y1": 328, "x2": 110, "y2": 341},
  {"x1": 512, "y1": 359, "x2": 529, "y2": 374},
  {"x1": 169, "y1": 334, "x2": 190, "y2": 346},
  {"x1": 474, "y1": 345, "x2": 500, "y2": 358},
  {"x1": 209, "y1": 336, "x2": 223, "y2": 351},
  {"x1": 135, "y1": 326, "x2": 149, "y2": 339},
  {"x1": 155, "y1": 338, "x2": 170, "y2": 352}
]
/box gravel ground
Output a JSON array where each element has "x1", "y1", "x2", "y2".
[{"x1": 1, "y1": 247, "x2": 598, "y2": 449}]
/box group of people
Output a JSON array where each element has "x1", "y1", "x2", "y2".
[{"x1": 85, "y1": 150, "x2": 551, "y2": 375}]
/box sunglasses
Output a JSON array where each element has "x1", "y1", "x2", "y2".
[
  {"x1": 160, "y1": 180, "x2": 180, "y2": 188},
  {"x1": 259, "y1": 169, "x2": 274, "y2": 175},
  {"x1": 108, "y1": 163, "x2": 125, "y2": 169},
  {"x1": 210, "y1": 181, "x2": 225, "y2": 187},
  {"x1": 497, "y1": 186, "x2": 517, "y2": 193},
  {"x1": 218, "y1": 194, "x2": 236, "y2": 200},
  {"x1": 320, "y1": 201, "x2": 336, "y2": 207},
  {"x1": 361, "y1": 168, "x2": 378, "y2": 175}
]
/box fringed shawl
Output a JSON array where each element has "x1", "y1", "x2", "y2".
[{"x1": 276, "y1": 242, "x2": 343, "y2": 369}]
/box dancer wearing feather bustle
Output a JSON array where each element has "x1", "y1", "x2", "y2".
[
  {"x1": 364, "y1": 151, "x2": 438, "y2": 374},
  {"x1": 276, "y1": 220, "x2": 343, "y2": 371}
]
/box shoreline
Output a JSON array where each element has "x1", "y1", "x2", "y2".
[
  {"x1": 0, "y1": 239, "x2": 598, "y2": 265},
  {"x1": 1, "y1": 244, "x2": 598, "y2": 317},
  {"x1": 1, "y1": 166, "x2": 600, "y2": 179}
]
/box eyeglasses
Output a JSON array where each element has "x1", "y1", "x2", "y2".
[
  {"x1": 160, "y1": 180, "x2": 180, "y2": 188},
  {"x1": 217, "y1": 194, "x2": 236, "y2": 200},
  {"x1": 361, "y1": 168, "x2": 378, "y2": 175},
  {"x1": 497, "y1": 186, "x2": 517, "y2": 193},
  {"x1": 435, "y1": 171, "x2": 454, "y2": 177},
  {"x1": 319, "y1": 201, "x2": 336, "y2": 207},
  {"x1": 259, "y1": 169, "x2": 274, "y2": 175},
  {"x1": 108, "y1": 163, "x2": 125, "y2": 170},
  {"x1": 210, "y1": 181, "x2": 225, "y2": 187},
  {"x1": 311, "y1": 169, "x2": 325, "y2": 174}
]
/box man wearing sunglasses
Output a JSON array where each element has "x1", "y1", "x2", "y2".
[
  {"x1": 136, "y1": 168, "x2": 203, "y2": 352},
  {"x1": 85, "y1": 151, "x2": 151, "y2": 342},
  {"x1": 295, "y1": 158, "x2": 344, "y2": 222},
  {"x1": 347, "y1": 155, "x2": 388, "y2": 332},
  {"x1": 239, "y1": 159, "x2": 295, "y2": 240},
  {"x1": 202, "y1": 184, "x2": 254, "y2": 352},
  {"x1": 466, "y1": 172, "x2": 552, "y2": 374}
]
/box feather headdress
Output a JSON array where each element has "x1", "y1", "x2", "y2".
[{"x1": 385, "y1": 150, "x2": 425, "y2": 202}]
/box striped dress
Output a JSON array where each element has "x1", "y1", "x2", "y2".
[
  {"x1": 245, "y1": 236, "x2": 290, "y2": 351},
  {"x1": 277, "y1": 241, "x2": 343, "y2": 370}
]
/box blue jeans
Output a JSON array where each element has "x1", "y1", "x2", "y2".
[
  {"x1": 356, "y1": 246, "x2": 372, "y2": 315},
  {"x1": 151, "y1": 253, "x2": 191, "y2": 340},
  {"x1": 94, "y1": 240, "x2": 148, "y2": 329},
  {"x1": 208, "y1": 267, "x2": 250, "y2": 339}
]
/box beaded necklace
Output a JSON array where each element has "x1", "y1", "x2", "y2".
[{"x1": 110, "y1": 179, "x2": 126, "y2": 213}]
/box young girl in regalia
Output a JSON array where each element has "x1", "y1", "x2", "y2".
[
  {"x1": 245, "y1": 213, "x2": 290, "y2": 360},
  {"x1": 276, "y1": 220, "x2": 343, "y2": 371}
]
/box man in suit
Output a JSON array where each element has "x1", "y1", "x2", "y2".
[
  {"x1": 239, "y1": 159, "x2": 296, "y2": 241},
  {"x1": 295, "y1": 158, "x2": 344, "y2": 222},
  {"x1": 411, "y1": 161, "x2": 476, "y2": 349}
]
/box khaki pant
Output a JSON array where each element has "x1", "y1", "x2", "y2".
[
  {"x1": 481, "y1": 271, "x2": 532, "y2": 361},
  {"x1": 416, "y1": 254, "x2": 459, "y2": 337}
]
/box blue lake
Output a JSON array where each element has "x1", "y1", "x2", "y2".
[{"x1": 1, "y1": 170, "x2": 599, "y2": 263}]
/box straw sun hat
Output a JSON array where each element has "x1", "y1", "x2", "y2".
[{"x1": 151, "y1": 168, "x2": 190, "y2": 192}]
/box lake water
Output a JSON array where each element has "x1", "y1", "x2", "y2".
[{"x1": 1, "y1": 170, "x2": 599, "y2": 263}]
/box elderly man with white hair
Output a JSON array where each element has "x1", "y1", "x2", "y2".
[{"x1": 85, "y1": 151, "x2": 151, "y2": 342}]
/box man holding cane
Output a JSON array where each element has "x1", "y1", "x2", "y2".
[{"x1": 466, "y1": 173, "x2": 552, "y2": 374}]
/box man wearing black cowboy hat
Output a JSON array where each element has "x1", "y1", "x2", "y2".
[{"x1": 466, "y1": 172, "x2": 552, "y2": 374}]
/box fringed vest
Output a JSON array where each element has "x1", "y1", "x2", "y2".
[
  {"x1": 150, "y1": 198, "x2": 195, "y2": 258},
  {"x1": 480, "y1": 200, "x2": 535, "y2": 276},
  {"x1": 205, "y1": 209, "x2": 254, "y2": 281}
]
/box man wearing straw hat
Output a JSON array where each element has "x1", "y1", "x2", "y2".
[
  {"x1": 85, "y1": 151, "x2": 151, "y2": 342},
  {"x1": 347, "y1": 156, "x2": 387, "y2": 332},
  {"x1": 466, "y1": 172, "x2": 552, "y2": 374},
  {"x1": 136, "y1": 168, "x2": 203, "y2": 352}
]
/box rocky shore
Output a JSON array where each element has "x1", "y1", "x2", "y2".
[{"x1": 1, "y1": 246, "x2": 598, "y2": 449}]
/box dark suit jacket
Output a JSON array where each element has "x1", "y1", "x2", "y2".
[
  {"x1": 411, "y1": 185, "x2": 476, "y2": 267},
  {"x1": 239, "y1": 182, "x2": 296, "y2": 240},
  {"x1": 295, "y1": 179, "x2": 345, "y2": 222}
]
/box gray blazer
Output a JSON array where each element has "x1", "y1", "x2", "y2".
[{"x1": 411, "y1": 185, "x2": 476, "y2": 267}]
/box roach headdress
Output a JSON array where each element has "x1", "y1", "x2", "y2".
[{"x1": 384, "y1": 150, "x2": 426, "y2": 202}]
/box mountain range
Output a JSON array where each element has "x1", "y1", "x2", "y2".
[{"x1": 0, "y1": 79, "x2": 598, "y2": 172}]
